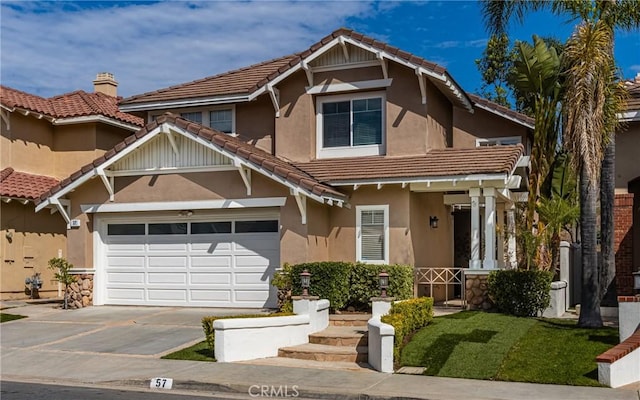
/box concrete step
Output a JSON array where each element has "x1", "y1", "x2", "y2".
[
  {"x1": 309, "y1": 326, "x2": 368, "y2": 347},
  {"x1": 278, "y1": 343, "x2": 368, "y2": 363},
  {"x1": 329, "y1": 314, "x2": 371, "y2": 326},
  {"x1": 237, "y1": 356, "x2": 374, "y2": 372}
]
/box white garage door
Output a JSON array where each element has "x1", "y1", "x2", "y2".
[{"x1": 101, "y1": 217, "x2": 279, "y2": 308}]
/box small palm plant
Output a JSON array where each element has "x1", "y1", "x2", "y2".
[{"x1": 48, "y1": 257, "x2": 75, "y2": 309}]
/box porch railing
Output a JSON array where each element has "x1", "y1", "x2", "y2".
[{"x1": 414, "y1": 267, "x2": 465, "y2": 307}]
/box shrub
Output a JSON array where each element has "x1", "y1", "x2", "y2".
[
  {"x1": 272, "y1": 262, "x2": 414, "y2": 312},
  {"x1": 381, "y1": 297, "x2": 434, "y2": 360},
  {"x1": 202, "y1": 312, "x2": 293, "y2": 355},
  {"x1": 487, "y1": 269, "x2": 554, "y2": 317}
]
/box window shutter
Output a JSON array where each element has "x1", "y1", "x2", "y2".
[{"x1": 360, "y1": 209, "x2": 385, "y2": 261}]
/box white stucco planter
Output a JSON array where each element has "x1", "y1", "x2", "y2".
[
  {"x1": 214, "y1": 297, "x2": 329, "y2": 362},
  {"x1": 367, "y1": 316, "x2": 395, "y2": 373},
  {"x1": 542, "y1": 281, "x2": 567, "y2": 318}
]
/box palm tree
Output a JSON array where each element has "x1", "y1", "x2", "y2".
[{"x1": 482, "y1": 0, "x2": 639, "y2": 328}]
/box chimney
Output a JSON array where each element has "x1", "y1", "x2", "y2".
[{"x1": 93, "y1": 72, "x2": 118, "y2": 97}]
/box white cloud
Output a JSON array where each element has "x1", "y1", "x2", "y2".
[
  {"x1": 0, "y1": 1, "x2": 382, "y2": 98},
  {"x1": 434, "y1": 40, "x2": 460, "y2": 49},
  {"x1": 629, "y1": 65, "x2": 640, "y2": 73},
  {"x1": 432, "y1": 38, "x2": 487, "y2": 49}
]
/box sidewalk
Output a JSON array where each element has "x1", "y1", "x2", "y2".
[
  {"x1": 2, "y1": 347, "x2": 638, "y2": 400},
  {"x1": 1, "y1": 303, "x2": 637, "y2": 400}
]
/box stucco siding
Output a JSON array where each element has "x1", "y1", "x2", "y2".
[
  {"x1": 453, "y1": 106, "x2": 529, "y2": 149},
  {"x1": 1, "y1": 202, "x2": 66, "y2": 299},
  {"x1": 410, "y1": 192, "x2": 454, "y2": 267},
  {"x1": 235, "y1": 95, "x2": 275, "y2": 153},
  {"x1": 1, "y1": 113, "x2": 55, "y2": 176}
]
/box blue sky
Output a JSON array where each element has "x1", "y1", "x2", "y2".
[{"x1": 1, "y1": 1, "x2": 639, "y2": 100}]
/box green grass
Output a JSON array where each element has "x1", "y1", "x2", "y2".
[
  {"x1": 400, "y1": 311, "x2": 617, "y2": 386},
  {"x1": 0, "y1": 313, "x2": 27, "y2": 323},
  {"x1": 161, "y1": 341, "x2": 215, "y2": 362}
]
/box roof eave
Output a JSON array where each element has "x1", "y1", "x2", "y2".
[
  {"x1": 119, "y1": 94, "x2": 252, "y2": 112},
  {"x1": 54, "y1": 115, "x2": 142, "y2": 131}
]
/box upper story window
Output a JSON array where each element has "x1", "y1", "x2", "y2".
[
  {"x1": 476, "y1": 136, "x2": 521, "y2": 147},
  {"x1": 209, "y1": 109, "x2": 233, "y2": 134},
  {"x1": 316, "y1": 92, "x2": 385, "y2": 159},
  {"x1": 152, "y1": 106, "x2": 235, "y2": 135}
]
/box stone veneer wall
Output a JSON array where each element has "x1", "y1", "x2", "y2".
[
  {"x1": 66, "y1": 273, "x2": 93, "y2": 309},
  {"x1": 615, "y1": 194, "x2": 635, "y2": 296},
  {"x1": 465, "y1": 273, "x2": 493, "y2": 310}
]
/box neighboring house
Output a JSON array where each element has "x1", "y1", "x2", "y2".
[
  {"x1": 35, "y1": 29, "x2": 534, "y2": 308},
  {"x1": 0, "y1": 74, "x2": 144, "y2": 300},
  {"x1": 614, "y1": 74, "x2": 640, "y2": 296}
]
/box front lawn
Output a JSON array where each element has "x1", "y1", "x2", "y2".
[
  {"x1": 0, "y1": 313, "x2": 27, "y2": 323},
  {"x1": 401, "y1": 311, "x2": 617, "y2": 386},
  {"x1": 161, "y1": 341, "x2": 215, "y2": 362}
]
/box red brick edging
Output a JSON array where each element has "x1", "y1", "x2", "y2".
[
  {"x1": 618, "y1": 296, "x2": 640, "y2": 302},
  {"x1": 596, "y1": 331, "x2": 640, "y2": 364}
]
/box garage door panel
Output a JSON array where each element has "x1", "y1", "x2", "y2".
[
  {"x1": 107, "y1": 272, "x2": 145, "y2": 284},
  {"x1": 107, "y1": 242, "x2": 146, "y2": 252},
  {"x1": 147, "y1": 289, "x2": 187, "y2": 301},
  {"x1": 234, "y1": 272, "x2": 269, "y2": 284},
  {"x1": 190, "y1": 290, "x2": 232, "y2": 302},
  {"x1": 235, "y1": 255, "x2": 276, "y2": 268},
  {"x1": 148, "y1": 256, "x2": 188, "y2": 268},
  {"x1": 107, "y1": 288, "x2": 145, "y2": 300},
  {"x1": 234, "y1": 290, "x2": 270, "y2": 303},
  {"x1": 234, "y1": 235, "x2": 279, "y2": 251},
  {"x1": 189, "y1": 273, "x2": 231, "y2": 285},
  {"x1": 190, "y1": 255, "x2": 231, "y2": 268},
  {"x1": 147, "y1": 241, "x2": 188, "y2": 252},
  {"x1": 106, "y1": 257, "x2": 145, "y2": 268},
  {"x1": 147, "y1": 272, "x2": 187, "y2": 284}
]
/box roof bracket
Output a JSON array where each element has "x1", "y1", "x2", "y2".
[
  {"x1": 51, "y1": 198, "x2": 71, "y2": 226},
  {"x1": 0, "y1": 108, "x2": 10, "y2": 130},
  {"x1": 162, "y1": 125, "x2": 180, "y2": 159},
  {"x1": 300, "y1": 60, "x2": 313, "y2": 86},
  {"x1": 338, "y1": 37, "x2": 349, "y2": 62},
  {"x1": 377, "y1": 52, "x2": 388, "y2": 79},
  {"x1": 401, "y1": 182, "x2": 408, "y2": 189},
  {"x1": 353, "y1": 184, "x2": 360, "y2": 191},
  {"x1": 97, "y1": 168, "x2": 115, "y2": 202},
  {"x1": 235, "y1": 161, "x2": 252, "y2": 196},
  {"x1": 266, "y1": 84, "x2": 281, "y2": 118},
  {"x1": 377, "y1": 183, "x2": 383, "y2": 190},
  {"x1": 415, "y1": 68, "x2": 427, "y2": 105},
  {"x1": 290, "y1": 189, "x2": 307, "y2": 225}
]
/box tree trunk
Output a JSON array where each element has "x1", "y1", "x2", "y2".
[
  {"x1": 599, "y1": 139, "x2": 615, "y2": 301},
  {"x1": 578, "y1": 165, "x2": 603, "y2": 328}
]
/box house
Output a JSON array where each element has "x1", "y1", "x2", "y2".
[
  {"x1": 614, "y1": 74, "x2": 640, "y2": 296},
  {"x1": 33, "y1": 28, "x2": 534, "y2": 308},
  {"x1": 0, "y1": 74, "x2": 144, "y2": 300}
]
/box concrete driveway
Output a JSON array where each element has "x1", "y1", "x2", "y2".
[{"x1": 1, "y1": 303, "x2": 265, "y2": 357}]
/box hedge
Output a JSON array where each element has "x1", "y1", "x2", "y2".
[
  {"x1": 272, "y1": 262, "x2": 414, "y2": 311},
  {"x1": 202, "y1": 312, "x2": 293, "y2": 355},
  {"x1": 487, "y1": 269, "x2": 554, "y2": 317},
  {"x1": 381, "y1": 297, "x2": 434, "y2": 361}
]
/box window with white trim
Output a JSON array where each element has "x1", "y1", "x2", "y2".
[
  {"x1": 476, "y1": 136, "x2": 521, "y2": 147},
  {"x1": 317, "y1": 92, "x2": 385, "y2": 158},
  {"x1": 151, "y1": 106, "x2": 236, "y2": 135},
  {"x1": 356, "y1": 205, "x2": 389, "y2": 264}
]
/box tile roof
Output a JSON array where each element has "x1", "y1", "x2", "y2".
[
  {"x1": 293, "y1": 145, "x2": 524, "y2": 183},
  {"x1": 624, "y1": 79, "x2": 640, "y2": 111},
  {"x1": 467, "y1": 93, "x2": 534, "y2": 128},
  {"x1": 121, "y1": 28, "x2": 465, "y2": 108},
  {"x1": 36, "y1": 113, "x2": 347, "y2": 205},
  {"x1": 0, "y1": 167, "x2": 60, "y2": 200},
  {"x1": 0, "y1": 85, "x2": 144, "y2": 127}
]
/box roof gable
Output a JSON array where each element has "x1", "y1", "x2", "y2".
[
  {"x1": 0, "y1": 85, "x2": 143, "y2": 127},
  {"x1": 120, "y1": 28, "x2": 472, "y2": 112},
  {"x1": 35, "y1": 113, "x2": 347, "y2": 211}
]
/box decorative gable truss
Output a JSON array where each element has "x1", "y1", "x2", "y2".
[{"x1": 35, "y1": 116, "x2": 348, "y2": 225}]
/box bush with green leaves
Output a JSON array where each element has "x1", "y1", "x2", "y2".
[
  {"x1": 487, "y1": 269, "x2": 554, "y2": 317},
  {"x1": 48, "y1": 257, "x2": 76, "y2": 309},
  {"x1": 381, "y1": 297, "x2": 434, "y2": 361},
  {"x1": 272, "y1": 262, "x2": 414, "y2": 311}
]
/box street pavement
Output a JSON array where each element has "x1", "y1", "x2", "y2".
[{"x1": 1, "y1": 302, "x2": 638, "y2": 400}]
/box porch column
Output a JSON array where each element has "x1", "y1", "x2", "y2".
[
  {"x1": 469, "y1": 188, "x2": 482, "y2": 269},
  {"x1": 507, "y1": 204, "x2": 517, "y2": 268},
  {"x1": 496, "y1": 203, "x2": 505, "y2": 269},
  {"x1": 483, "y1": 187, "x2": 497, "y2": 270}
]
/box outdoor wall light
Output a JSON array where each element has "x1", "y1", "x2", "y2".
[
  {"x1": 633, "y1": 271, "x2": 640, "y2": 291},
  {"x1": 429, "y1": 216, "x2": 439, "y2": 229},
  {"x1": 300, "y1": 269, "x2": 311, "y2": 297},
  {"x1": 379, "y1": 270, "x2": 389, "y2": 298}
]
